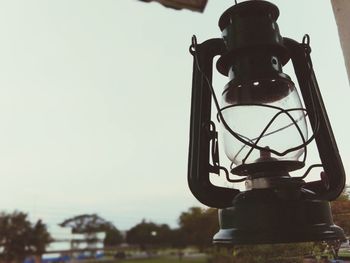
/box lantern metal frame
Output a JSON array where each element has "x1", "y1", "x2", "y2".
[
  {"x1": 188, "y1": 33, "x2": 345, "y2": 206},
  {"x1": 187, "y1": 1, "x2": 346, "y2": 245}
]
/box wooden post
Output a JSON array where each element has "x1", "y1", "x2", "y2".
[{"x1": 332, "y1": 0, "x2": 350, "y2": 84}]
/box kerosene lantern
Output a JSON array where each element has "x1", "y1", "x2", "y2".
[{"x1": 188, "y1": 0, "x2": 346, "y2": 245}]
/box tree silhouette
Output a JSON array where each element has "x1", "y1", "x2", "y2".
[
  {"x1": 331, "y1": 190, "x2": 350, "y2": 235},
  {"x1": 104, "y1": 227, "x2": 123, "y2": 247},
  {"x1": 0, "y1": 211, "x2": 52, "y2": 263},
  {"x1": 59, "y1": 214, "x2": 113, "y2": 234},
  {"x1": 59, "y1": 214, "x2": 120, "y2": 248},
  {"x1": 126, "y1": 220, "x2": 172, "y2": 249},
  {"x1": 178, "y1": 207, "x2": 218, "y2": 250}
]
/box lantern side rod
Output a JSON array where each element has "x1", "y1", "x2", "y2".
[
  {"x1": 284, "y1": 37, "x2": 346, "y2": 201},
  {"x1": 188, "y1": 37, "x2": 240, "y2": 208}
]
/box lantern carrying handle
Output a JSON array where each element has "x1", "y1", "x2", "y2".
[
  {"x1": 188, "y1": 36, "x2": 240, "y2": 208},
  {"x1": 284, "y1": 37, "x2": 345, "y2": 200}
]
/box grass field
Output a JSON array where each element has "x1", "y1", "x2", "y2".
[
  {"x1": 120, "y1": 257, "x2": 207, "y2": 263},
  {"x1": 88, "y1": 254, "x2": 208, "y2": 263}
]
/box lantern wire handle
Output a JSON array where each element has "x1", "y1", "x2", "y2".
[
  {"x1": 190, "y1": 35, "x2": 319, "y2": 157},
  {"x1": 190, "y1": 35, "x2": 322, "y2": 181},
  {"x1": 231, "y1": 110, "x2": 308, "y2": 164},
  {"x1": 191, "y1": 35, "x2": 250, "y2": 183},
  {"x1": 217, "y1": 102, "x2": 319, "y2": 158},
  {"x1": 296, "y1": 164, "x2": 323, "y2": 180},
  {"x1": 190, "y1": 36, "x2": 261, "y2": 153},
  {"x1": 192, "y1": 34, "x2": 321, "y2": 158},
  {"x1": 240, "y1": 107, "x2": 307, "y2": 165}
]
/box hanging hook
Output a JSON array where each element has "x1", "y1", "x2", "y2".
[
  {"x1": 302, "y1": 34, "x2": 310, "y2": 46},
  {"x1": 189, "y1": 35, "x2": 198, "y2": 55}
]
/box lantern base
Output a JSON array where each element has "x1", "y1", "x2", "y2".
[{"x1": 213, "y1": 189, "x2": 345, "y2": 245}]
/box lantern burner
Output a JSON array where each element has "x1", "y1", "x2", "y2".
[
  {"x1": 231, "y1": 159, "x2": 305, "y2": 176},
  {"x1": 231, "y1": 147, "x2": 305, "y2": 176}
]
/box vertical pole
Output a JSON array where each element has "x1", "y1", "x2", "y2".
[{"x1": 331, "y1": 0, "x2": 350, "y2": 84}]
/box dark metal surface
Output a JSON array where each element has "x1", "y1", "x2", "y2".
[
  {"x1": 214, "y1": 189, "x2": 345, "y2": 245},
  {"x1": 218, "y1": 1, "x2": 280, "y2": 30},
  {"x1": 217, "y1": 0, "x2": 288, "y2": 76}
]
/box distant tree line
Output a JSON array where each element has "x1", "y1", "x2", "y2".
[
  {"x1": 0, "y1": 207, "x2": 217, "y2": 263},
  {"x1": 125, "y1": 207, "x2": 218, "y2": 250},
  {"x1": 1, "y1": 193, "x2": 350, "y2": 263},
  {"x1": 55, "y1": 207, "x2": 219, "y2": 250}
]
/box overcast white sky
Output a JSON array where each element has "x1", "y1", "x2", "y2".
[{"x1": 0, "y1": 0, "x2": 348, "y2": 233}]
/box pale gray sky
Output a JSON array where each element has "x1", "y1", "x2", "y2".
[{"x1": 0, "y1": 0, "x2": 348, "y2": 231}]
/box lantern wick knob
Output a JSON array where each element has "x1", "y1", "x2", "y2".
[
  {"x1": 260, "y1": 146, "x2": 271, "y2": 159},
  {"x1": 255, "y1": 147, "x2": 277, "y2": 163}
]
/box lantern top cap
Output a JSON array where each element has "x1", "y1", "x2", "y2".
[{"x1": 219, "y1": 0, "x2": 280, "y2": 31}]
